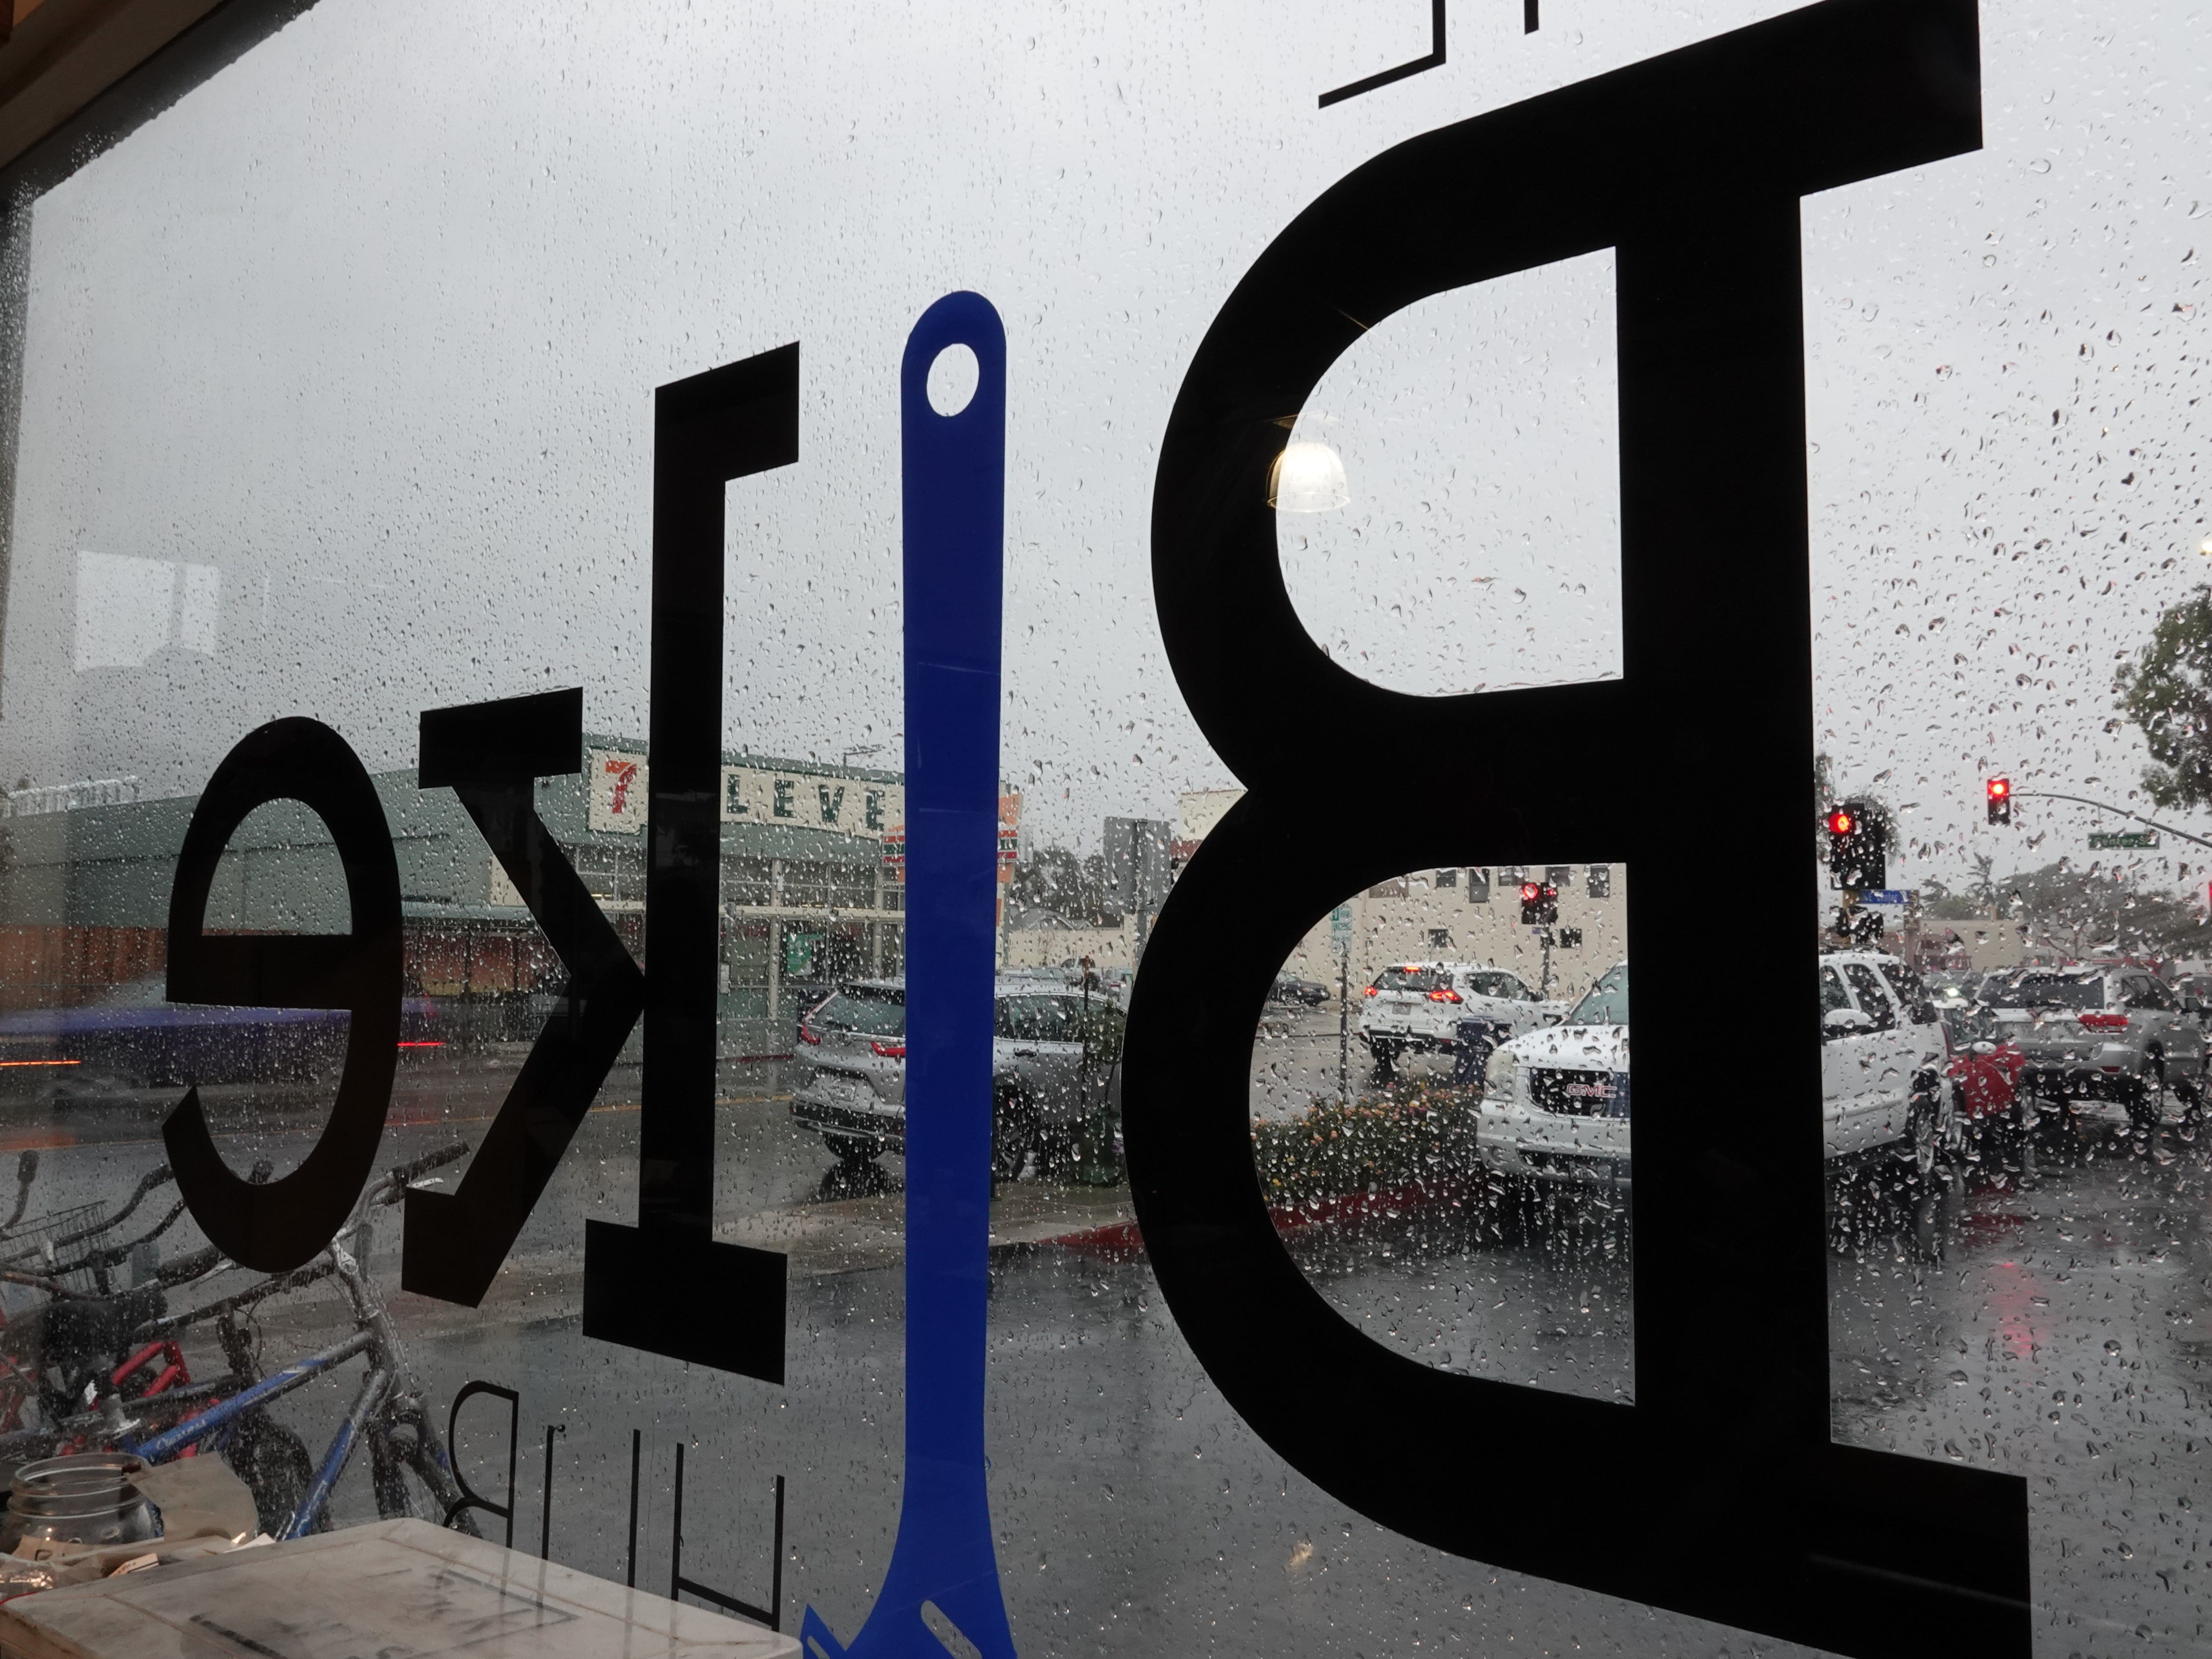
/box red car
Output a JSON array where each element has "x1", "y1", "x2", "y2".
[{"x1": 1942, "y1": 1005, "x2": 2026, "y2": 1134}]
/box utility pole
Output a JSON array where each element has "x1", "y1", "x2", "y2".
[
  {"x1": 1337, "y1": 943, "x2": 1350, "y2": 1106},
  {"x1": 1131, "y1": 818, "x2": 1150, "y2": 964},
  {"x1": 1330, "y1": 901, "x2": 1353, "y2": 1106}
]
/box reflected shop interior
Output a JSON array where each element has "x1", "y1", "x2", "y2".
[{"x1": 0, "y1": 0, "x2": 2199, "y2": 1655}]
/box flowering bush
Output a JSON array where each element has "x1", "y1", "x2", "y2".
[{"x1": 1250, "y1": 1084, "x2": 1484, "y2": 1212}]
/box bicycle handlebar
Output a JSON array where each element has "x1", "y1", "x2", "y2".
[
  {"x1": 48, "y1": 1164, "x2": 176, "y2": 1252},
  {"x1": 383, "y1": 1142, "x2": 472, "y2": 1194}
]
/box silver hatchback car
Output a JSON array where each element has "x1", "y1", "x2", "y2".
[{"x1": 789, "y1": 978, "x2": 1125, "y2": 1178}]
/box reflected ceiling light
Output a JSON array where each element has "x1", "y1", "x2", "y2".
[{"x1": 1268, "y1": 441, "x2": 1349, "y2": 512}]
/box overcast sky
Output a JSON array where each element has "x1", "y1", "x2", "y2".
[{"x1": 0, "y1": 0, "x2": 2203, "y2": 892}]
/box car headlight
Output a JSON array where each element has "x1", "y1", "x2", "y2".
[{"x1": 1484, "y1": 1046, "x2": 1519, "y2": 1099}]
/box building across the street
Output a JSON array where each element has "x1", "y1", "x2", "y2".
[
  {"x1": 0, "y1": 738, "x2": 912, "y2": 1060},
  {"x1": 1005, "y1": 790, "x2": 1630, "y2": 1004}
]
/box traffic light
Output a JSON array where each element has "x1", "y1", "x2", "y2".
[
  {"x1": 1825, "y1": 801, "x2": 1886, "y2": 890},
  {"x1": 1986, "y1": 777, "x2": 2012, "y2": 825},
  {"x1": 1519, "y1": 880, "x2": 1559, "y2": 925}
]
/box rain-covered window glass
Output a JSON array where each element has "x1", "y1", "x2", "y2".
[{"x1": 0, "y1": 0, "x2": 2203, "y2": 1652}]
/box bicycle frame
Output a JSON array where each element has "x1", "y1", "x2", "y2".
[{"x1": 124, "y1": 1244, "x2": 468, "y2": 1539}]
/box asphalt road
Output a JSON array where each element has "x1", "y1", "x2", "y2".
[{"x1": 0, "y1": 1041, "x2": 2204, "y2": 1656}]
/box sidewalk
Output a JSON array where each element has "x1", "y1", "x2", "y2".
[{"x1": 718, "y1": 1181, "x2": 1136, "y2": 1276}]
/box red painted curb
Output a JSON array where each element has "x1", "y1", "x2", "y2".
[{"x1": 1050, "y1": 1174, "x2": 1478, "y2": 1262}]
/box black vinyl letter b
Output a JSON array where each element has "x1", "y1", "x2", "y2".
[{"x1": 1125, "y1": 3, "x2": 2030, "y2": 1656}]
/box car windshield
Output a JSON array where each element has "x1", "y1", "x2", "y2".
[
  {"x1": 2008, "y1": 973, "x2": 2108, "y2": 1010},
  {"x1": 1565, "y1": 965, "x2": 1628, "y2": 1026},
  {"x1": 810, "y1": 987, "x2": 907, "y2": 1038},
  {"x1": 1374, "y1": 967, "x2": 1448, "y2": 994}
]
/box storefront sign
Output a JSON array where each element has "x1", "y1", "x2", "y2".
[
  {"x1": 722, "y1": 764, "x2": 901, "y2": 837},
  {"x1": 587, "y1": 747, "x2": 648, "y2": 833}
]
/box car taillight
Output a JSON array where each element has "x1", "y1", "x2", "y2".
[
  {"x1": 871, "y1": 1040, "x2": 907, "y2": 1058},
  {"x1": 799, "y1": 1025, "x2": 821, "y2": 1045},
  {"x1": 1427, "y1": 989, "x2": 1462, "y2": 1003},
  {"x1": 2079, "y1": 1012, "x2": 2129, "y2": 1029},
  {"x1": 1362, "y1": 986, "x2": 1380, "y2": 997}
]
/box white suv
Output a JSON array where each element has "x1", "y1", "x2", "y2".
[
  {"x1": 1358, "y1": 961, "x2": 1568, "y2": 1071},
  {"x1": 1476, "y1": 952, "x2": 1954, "y2": 1197}
]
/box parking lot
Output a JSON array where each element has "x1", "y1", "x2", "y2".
[{"x1": 0, "y1": 1012, "x2": 2201, "y2": 1654}]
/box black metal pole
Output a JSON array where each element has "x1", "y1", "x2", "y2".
[
  {"x1": 626, "y1": 1430, "x2": 641, "y2": 1588},
  {"x1": 669, "y1": 1441, "x2": 685, "y2": 1603},
  {"x1": 540, "y1": 1424, "x2": 562, "y2": 1560},
  {"x1": 769, "y1": 1474, "x2": 785, "y2": 1632}
]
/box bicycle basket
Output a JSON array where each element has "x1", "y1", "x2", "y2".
[{"x1": 0, "y1": 1204, "x2": 110, "y2": 1294}]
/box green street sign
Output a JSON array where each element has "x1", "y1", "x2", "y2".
[{"x1": 2088, "y1": 830, "x2": 2158, "y2": 849}]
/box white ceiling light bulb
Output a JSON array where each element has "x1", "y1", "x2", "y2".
[{"x1": 1269, "y1": 440, "x2": 1349, "y2": 512}]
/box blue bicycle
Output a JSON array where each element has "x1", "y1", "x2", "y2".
[{"x1": 35, "y1": 1144, "x2": 481, "y2": 1540}]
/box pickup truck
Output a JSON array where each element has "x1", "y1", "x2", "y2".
[{"x1": 1475, "y1": 952, "x2": 1957, "y2": 1207}]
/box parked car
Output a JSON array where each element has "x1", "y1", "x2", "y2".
[
  {"x1": 1940, "y1": 1001, "x2": 2029, "y2": 1145},
  {"x1": 1476, "y1": 952, "x2": 1954, "y2": 1202},
  {"x1": 1358, "y1": 962, "x2": 1567, "y2": 1071},
  {"x1": 1922, "y1": 970, "x2": 1979, "y2": 1017},
  {"x1": 789, "y1": 978, "x2": 1124, "y2": 1178},
  {"x1": 0, "y1": 973, "x2": 441, "y2": 1099},
  {"x1": 1268, "y1": 973, "x2": 1331, "y2": 1007},
  {"x1": 1980, "y1": 964, "x2": 2206, "y2": 1131},
  {"x1": 2172, "y1": 971, "x2": 2212, "y2": 1025}
]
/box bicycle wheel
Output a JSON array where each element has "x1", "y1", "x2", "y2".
[
  {"x1": 226, "y1": 1411, "x2": 320, "y2": 1537},
  {"x1": 380, "y1": 1393, "x2": 482, "y2": 1537}
]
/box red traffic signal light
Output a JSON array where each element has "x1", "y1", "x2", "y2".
[
  {"x1": 1986, "y1": 777, "x2": 2012, "y2": 826},
  {"x1": 1519, "y1": 880, "x2": 1558, "y2": 925},
  {"x1": 1826, "y1": 801, "x2": 1886, "y2": 889}
]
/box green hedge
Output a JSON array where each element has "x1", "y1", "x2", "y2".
[{"x1": 1251, "y1": 1085, "x2": 1484, "y2": 1212}]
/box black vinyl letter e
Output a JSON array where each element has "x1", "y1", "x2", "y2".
[{"x1": 164, "y1": 718, "x2": 402, "y2": 1272}]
